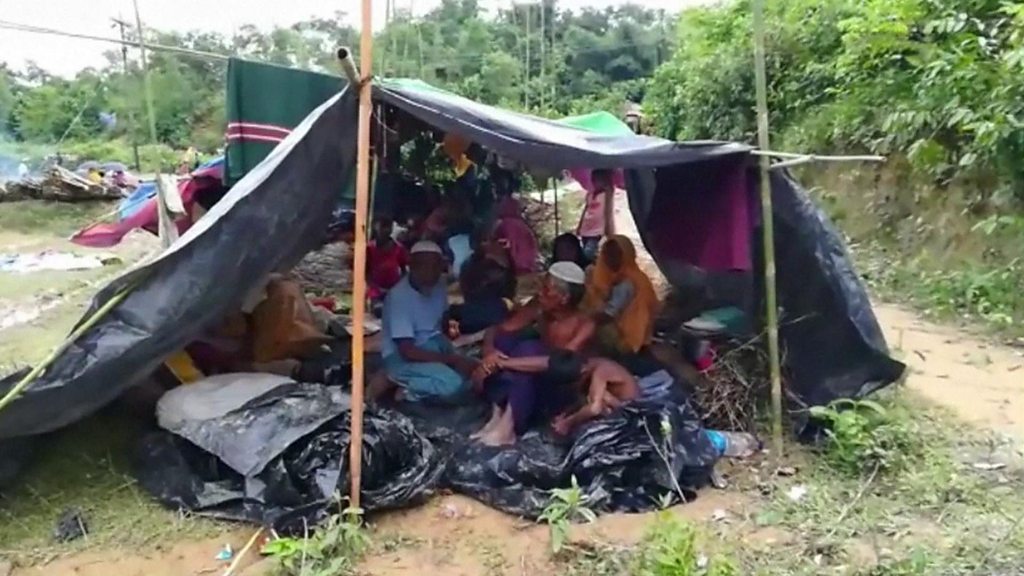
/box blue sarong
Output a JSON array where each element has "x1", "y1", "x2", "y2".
[{"x1": 383, "y1": 335, "x2": 469, "y2": 403}]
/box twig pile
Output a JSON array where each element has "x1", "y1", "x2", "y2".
[
  {"x1": 693, "y1": 336, "x2": 775, "y2": 433},
  {"x1": 1, "y1": 166, "x2": 123, "y2": 203}
]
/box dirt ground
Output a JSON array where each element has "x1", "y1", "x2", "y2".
[
  {"x1": 873, "y1": 304, "x2": 1024, "y2": 442},
  {"x1": 3, "y1": 192, "x2": 1023, "y2": 575},
  {"x1": 12, "y1": 490, "x2": 766, "y2": 576}
]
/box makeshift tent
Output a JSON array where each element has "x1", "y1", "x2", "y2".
[{"x1": 0, "y1": 69, "x2": 904, "y2": 512}]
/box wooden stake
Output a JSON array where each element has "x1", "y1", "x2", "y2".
[
  {"x1": 553, "y1": 179, "x2": 560, "y2": 236},
  {"x1": 348, "y1": 0, "x2": 374, "y2": 512},
  {"x1": 131, "y1": 0, "x2": 174, "y2": 249},
  {"x1": 752, "y1": 0, "x2": 784, "y2": 460}
]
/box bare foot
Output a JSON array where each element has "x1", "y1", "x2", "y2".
[
  {"x1": 480, "y1": 430, "x2": 515, "y2": 447},
  {"x1": 471, "y1": 408, "x2": 502, "y2": 439}
]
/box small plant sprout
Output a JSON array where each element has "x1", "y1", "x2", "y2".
[{"x1": 538, "y1": 475, "x2": 597, "y2": 555}]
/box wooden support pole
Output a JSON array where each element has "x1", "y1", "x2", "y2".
[
  {"x1": 348, "y1": 0, "x2": 374, "y2": 512},
  {"x1": 553, "y1": 178, "x2": 560, "y2": 236},
  {"x1": 131, "y1": 0, "x2": 175, "y2": 249},
  {"x1": 752, "y1": 0, "x2": 784, "y2": 460}
]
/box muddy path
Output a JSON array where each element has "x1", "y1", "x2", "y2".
[{"x1": 606, "y1": 188, "x2": 1024, "y2": 442}]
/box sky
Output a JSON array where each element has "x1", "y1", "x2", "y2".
[{"x1": 0, "y1": 0, "x2": 702, "y2": 78}]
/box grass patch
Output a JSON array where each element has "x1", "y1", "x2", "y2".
[
  {"x1": 0, "y1": 200, "x2": 115, "y2": 239},
  {"x1": 0, "y1": 411, "x2": 226, "y2": 565},
  {"x1": 743, "y1": 391, "x2": 1024, "y2": 575},
  {"x1": 0, "y1": 298, "x2": 86, "y2": 368},
  {"x1": 551, "y1": 390, "x2": 1023, "y2": 576}
]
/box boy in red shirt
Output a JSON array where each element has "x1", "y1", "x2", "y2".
[{"x1": 367, "y1": 215, "x2": 409, "y2": 301}]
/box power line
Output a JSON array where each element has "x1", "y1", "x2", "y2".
[
  {"x1": 0, "y1": 20, "x2": 231, "y2": 63},
  {"x1": 1, "y1": 15, "x2": 670, "y2": 77}
]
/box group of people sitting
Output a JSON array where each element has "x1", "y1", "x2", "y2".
[
  {"x1": 367, "y1": 211, "x2": 661, "y2": 446},
  {"x1": 156, "y1": 163, "x2": 658, "y2": 448}
]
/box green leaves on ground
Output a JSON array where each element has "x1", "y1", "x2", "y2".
[
  {"x1": 809, "y1": 398, "x2": 917, "y2": 475},
  {"x1": 265, "y1": 506, "x2": 370, "y2": 576},
  {"x1": 538, "y1": 475, "x2": 597, "y2": 555}
]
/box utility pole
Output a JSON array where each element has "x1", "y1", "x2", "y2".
[
  {"x1": 524, "y1": 3, "x2": 530, "y2": 110},
  {"x1": 539, "y1": 0, "x2": 545, "y2": 112},
  {"x1": 111, "y1": 16, "x2": 141, "y2": 171}
]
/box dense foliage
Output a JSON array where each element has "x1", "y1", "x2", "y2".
[
  {"x1": 0, "y1": 0, "x2": 672, "y2": 168},
  {"x1": 646, "y1": 0, "x2": 1024, "y2": 203}
]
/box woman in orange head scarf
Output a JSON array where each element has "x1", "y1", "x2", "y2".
[{"x1": 583, "y1": 235, "x2": 660, "y2": 354}]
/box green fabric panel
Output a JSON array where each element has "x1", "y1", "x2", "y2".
[
  {"x1": 224, "y1": 58, "x2": 343, "y2": 186},
  {"x1": 555, "y1": 111, "x2": 635, "y2": 136},
  {"x1": 379, "y1": 77, "x2": 632, "y2": 136}
]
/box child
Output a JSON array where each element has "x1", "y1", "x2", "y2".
[
  {"x1": 367, "y1": 215, "x2": 408, "y2": 301},
  {"x1": 551, "y1": 357, "x2": 639, "y2": 436},
  {"x1": 576, "y1": 169, "x2": 616, "y2": 261}
]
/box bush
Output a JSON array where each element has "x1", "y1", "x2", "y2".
[
  {"x1": 60, "y1": 139, "x2": 180, "y2": 172},
  {"x1": 646, "y1": 0, "x2": 1024, "y2": 200},
  {"x1": 808, "y1": 398, "x2": 917, "y2": 475}
]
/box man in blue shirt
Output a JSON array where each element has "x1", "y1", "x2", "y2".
[{"x1": 379, "y1": 240, "x2": 479, "y2": 402}]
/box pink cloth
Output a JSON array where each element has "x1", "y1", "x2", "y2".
[
  {"x1": 493, "y1": 197, "x2": 539, "y2": 274},
  {"x1": 647, "y1": 157, "x2": 752, "y2": 271},
  {"x1": 71, "y1": 179, "x2": 198, "y2": 248}
]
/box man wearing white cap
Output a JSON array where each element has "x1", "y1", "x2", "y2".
[
  {"x1": 378, "y1": 240, "x2": 479, "y2": 402},
  {"x1": 469, "y1": 260, "x2": 596, "y2": 446}
]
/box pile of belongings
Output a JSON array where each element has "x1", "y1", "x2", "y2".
[
  {"x1": 1, "y1": 165, "x2": 125, "y2": 203},
  {"x1": 135, "y1": 371, "x2": 720, "y2": 527}
]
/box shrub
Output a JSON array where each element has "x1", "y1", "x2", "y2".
[{"x1": 808, "y1": 398, "x2": 917, "y2": 475}]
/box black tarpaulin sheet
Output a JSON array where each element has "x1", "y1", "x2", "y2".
[
  {"x1": 627, "y1": 164, "x2": 905, "y2": 406},
  {"x1": 136, "y1": 378, "x2": 718, "y2": 522},
  {"x1": 437, "y1": 398, "x2": 719, "y2": 518},
  {"x1": 0, "y1": 90, "x2": 359, "y2": 440},
  {"x1": 374, "y1": 79, "x2": 751, "y2": 170},
  {"x1": 136, "y1": 383, "x2": 443, "y2": 525}
]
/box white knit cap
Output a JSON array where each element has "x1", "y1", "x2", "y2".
[
  {"x1": 548, "y1": 261, "x2": 586, "y2": 285},
  {"x1": 410, "y1": 240, "x2": 443, "y2": 255}
]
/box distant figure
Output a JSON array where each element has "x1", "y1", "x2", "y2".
[
  {"x1": 493, "y1": 196, "x2": 539, "y2": 274},
  {"x1": 451, "y1": 226, "x2": 516, "y2": 334},
  {"x1": 366, "y1": 215, "x2": 409, "y2": 302},
  {"x1": 577, "y1": 168, "x2": 616, "y2": 261},
  {"x1": 17, "y1": 161, "x2": 29, "y2": 179}
]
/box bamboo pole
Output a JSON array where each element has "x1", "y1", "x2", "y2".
[
  {"x1": 752, "y1": 0, "x2": 784, "y2": 460},
  {"x1": 348, "y1": 0, "x2": 374, "y2": 512},
  {"x1": 132, "y1": 0, "x2": 175, "y2": 249},
  {"x1": 553, "y1": 179, "x2": 560, "y2": 236}
]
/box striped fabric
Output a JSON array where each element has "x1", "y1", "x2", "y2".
[{"x1": 224, "y1": 58, "x2": 342, "y2": 186}]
